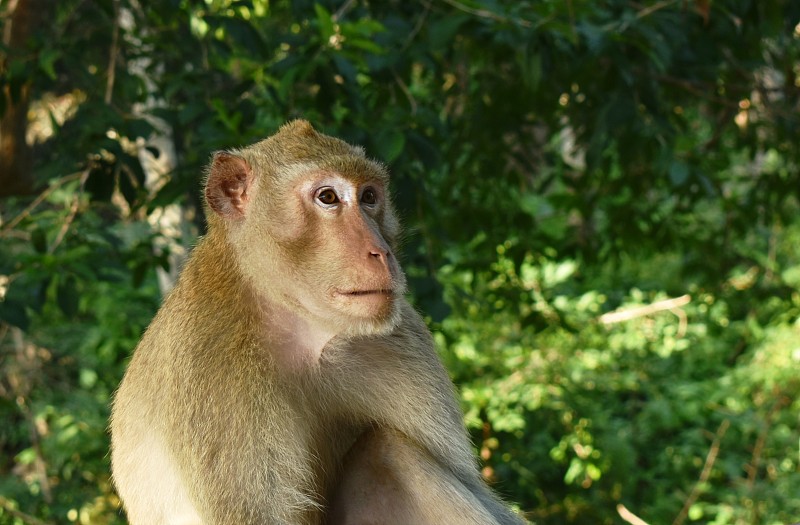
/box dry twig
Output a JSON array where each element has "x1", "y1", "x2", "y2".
[
  {"x1": 47, "y1": 169, "x2": 90, "y2": 254},
  {"x1": 672, "y1": 419, "x2": 730, "y2": 525},
  {"x1": 440, "y1": 0, "x2": 534, "y2": 27},
  {"x1": 746, "y1": 389, "x2": 789, "y2": 488},
  {"x1": 404, "y1": 0, "x2": 431, "y2": 50},
  {"x1": 0, "y1": 172, "x2": 86, "y2": 236},
  {"x1": 599, "y1": 294, "x2": 691, "y2": 326},
  {"x1": 0, "y1": 496, "x2": 53, "y2": 525},
  {"x1": 617, "y1": 504, "x2": 650, "y2": 525},
  {"x1": 105, "y1": 0, "x2": 121, "y2": 104},
  {"x1": 392, "y1": 70, "x2": 418, "y2": 114},
  {"x1": 332, "y1": 0, "x2": 357, "y2": 21}
]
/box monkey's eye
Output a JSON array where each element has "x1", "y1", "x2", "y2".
[
  {"x1": 316, "y1": 189, "x2": 340, "y2": 205},
  {"x1": 361, "y1": 188, "x2": 378, "y2": 206}
]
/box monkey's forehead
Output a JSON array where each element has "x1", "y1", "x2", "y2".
[
  {"x1": 317, "y1": 155, "x2": 389, "y2": 183},
  {"x1": 272, "y1": 156, "x2": 390, "y2": 186},
  {"x1": 232, "y1": 122, "x2": 390, "y2": 184},
  {"x1": 243, "y1": 121, "x2": 363, "y2": 160},
  {"x1": 237, "y1": 146, "x2": 389, "y2": 185}
]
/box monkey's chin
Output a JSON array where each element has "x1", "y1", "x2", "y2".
[{"x1": 334, "y1": 291, "x2": 401, "y2": 336}]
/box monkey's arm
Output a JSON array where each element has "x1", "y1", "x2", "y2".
[
  {"x1": 328, "y1": 428, "x2": 502, "y2": 525},
  {"x1": 323, "y1": 304, "x2": 526, "y2": 525}
]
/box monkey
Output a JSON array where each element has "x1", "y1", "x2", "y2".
[{"x1": 110, "y1": 120, "x2": 525, "y2": 525}]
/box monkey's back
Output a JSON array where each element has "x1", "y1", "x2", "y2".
[{"x1": 111, "y1": 236, "x2": 332, "y2": 524}]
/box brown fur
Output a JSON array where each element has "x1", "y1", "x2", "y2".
[{"x1": 110, "y1": 120, "x2": 525, "y2": 524}]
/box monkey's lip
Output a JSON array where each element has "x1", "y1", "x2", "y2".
[
  {"x1": 337, "y1": 289, "x2": 394, "y2": 297},
  {"x1": 333, "y1": 289, "x2": 395, "y2": 319}
]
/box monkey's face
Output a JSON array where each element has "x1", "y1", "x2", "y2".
[
  {"x1": 205, "y1": 121, "x2": 406, "y2": 338},
  {"x1": 264, "y1": 165, "x2": 406, "y2": 335}
]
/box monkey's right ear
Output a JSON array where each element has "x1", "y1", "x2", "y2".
[{"x1": 205, "y1": 152, "x2": 253, "y2": 220}]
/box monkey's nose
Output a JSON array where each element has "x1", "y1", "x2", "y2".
[
  {"x1": 368, "y1": 248, "x2": 393, "y2": 270},
  {"x1": 369, "y1": 249, "x2": 388, "y2": 261}
]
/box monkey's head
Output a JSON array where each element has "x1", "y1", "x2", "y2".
[{"x1": 204, "y1": 120, "x2": 406, "y2": 338}]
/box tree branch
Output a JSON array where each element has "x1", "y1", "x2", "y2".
[
  {"x1": 617, "y1": 504, "x2": 650, "y2": 525},
  {"x1": 105, "y1": 0, "x2": 121, "y2": 104},
  {"x1": 0, "y1": 171, "x2": 86, "y2": 236},
  {"x1": 47, "y1": 169, "x2": 90, "y2": 254},
  {"x1": 672, "y1": 419, "x2": 730, "y2": 525},
  {"x1": 599, "y1": 295, "x2": 691, "y2": 325},
  {"x1": 0, "y1": 496, "x2": 53, "y2": 525},
  {"x1": 746, "y1": 389, "x2": 789, "y2": 489},
  {"x1": 439, "y1": 0, "x2": 534, "y2": 27}
]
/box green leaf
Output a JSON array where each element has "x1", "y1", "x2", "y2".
[
  {"x1": 373, "y1": 130, "x2": 405, "y2": 163},
  {"x1": 314, "y1": 3, "x2": 335, "y2": 40},
  {"x1": 0, "y1": 297, "x2": 30, "y2": 330},
  {"x1": 79, "y1": 368, "x2": 99, "y2": 389},
  {"x1": 32, "y1": 228, "x2": 47, "y2": 253},
  {"x1": 347, "y1": 37, "x2": 384, "y2": 55},
  {"x1": 428, "y1": 14, "x2": 470, "y2": 49},
  {"x1": 518, "y1": 48, "x2": 542, "y2": 91},
  {"x1": 38, "y1": 49, "x2": 60, "y2": 80},
  {"x1": 668, "y1": 160, "x2": 690, "y2": 186},
  {"x1": 407, "y1": 132, "x2": 440, "y2": 169},
  {"x1": 56, "y1": 274, "x2": 79, "y2": 317}
]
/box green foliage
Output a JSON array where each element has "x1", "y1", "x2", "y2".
[
  {"x1": 1, "y1": 0, "x2": 799, "y2": 523},
  {"x1": 436, "y1": 240, "x2": 800, "y2": 523},
  {"x1": 0, "y1": 178, "x2": 162, "y2": 522}
]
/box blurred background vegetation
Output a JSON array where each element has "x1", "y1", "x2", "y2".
[{"x1": 1, "y1": 0, "x2": 799, "y2": 523}]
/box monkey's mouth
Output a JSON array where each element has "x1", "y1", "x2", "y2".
[
  {"x1": 334, "y1": 289, "x2": 396, "y2": 320},
  {"x1": 340, "y1": 289, "x2": 393, "y2": 297}
]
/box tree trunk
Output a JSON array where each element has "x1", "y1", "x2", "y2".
[{"x1": 0, "y1": 0, "x2": 48, "y2": 197}]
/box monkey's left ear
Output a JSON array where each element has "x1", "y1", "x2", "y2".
[{"x1": 205, "y1": 152, "x2": 253, "y2": 220}]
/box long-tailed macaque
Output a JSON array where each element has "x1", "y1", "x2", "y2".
[{"x1": 110, "y1": 120, "x2": 525, "y2": 525}]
